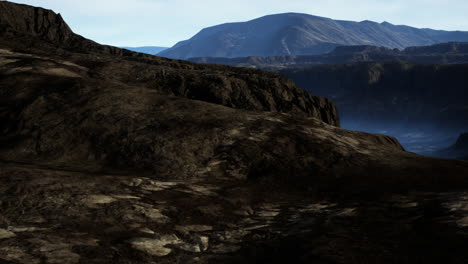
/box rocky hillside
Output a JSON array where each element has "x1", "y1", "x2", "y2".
[
  {"x1": 1, "y1": 2, "x2": 468, "y2": 263},
  {"x1": 159, "y1": 13, "x2": 468, "y2": 59},
  {"x1": 0, "y1": 47, "x2": 405, "y2": 180},
  {"x1": 189, "y1": 42, "x2": 468, "y2": 68},
  {"x1": 0, "y1": 1, "x2": 339, "y2": 127},
  {"x1": 0, "y1": 2, "x2": 339, "y2": 125}
]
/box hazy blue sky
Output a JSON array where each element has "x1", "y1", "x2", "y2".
[{"x1": 7, "y1": 0, "x2": 468, "y2": 47}]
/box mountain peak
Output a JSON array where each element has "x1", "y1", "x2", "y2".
[{"x1": 159, "y1": 13, "x2": 468, "y2": 59}]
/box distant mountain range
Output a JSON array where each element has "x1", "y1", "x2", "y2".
[
  {"x1": 158, "y1": 13, "x2": 468, "y2": 59},
  {"x1": 189, "y1": 42, "x2": 468, "y2": 67},
  {"x1": 121, "y1": 46, "x2": 168, "y2": 55}
]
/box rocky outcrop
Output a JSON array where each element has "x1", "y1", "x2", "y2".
[
  {"x1": 90, "y1": 59, "x2": 340, "y2": 125},
  {"x1": 0, "y1": 1, "x2": 154, "y2": 57},
  {"x1": 0, "y1": 49, "x2": 401, "y2": 180},
  {"x1": 0, "y1": 1, "x2": 339, "y2": 126},
  {"x1": 0, "y1": 1, "x2": 73, "y2": 43}
]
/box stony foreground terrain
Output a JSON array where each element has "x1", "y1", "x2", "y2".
[
  {"x1": 0, "y1": 1, "x2": 468, "y2": 263},
  {"x1": 0, "y1": 162, "x2": 467, "y2": 264}
]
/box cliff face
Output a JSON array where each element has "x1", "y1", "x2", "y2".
[
  {"x1": 90, "y1": 60, "x2": 340, "y2": 126},
  {"x1": 0, "y1": 2, "x2": 73, "y2": 43},
  {"x1": 279, "y1": 62, "x2": 468, "y2": 132}
]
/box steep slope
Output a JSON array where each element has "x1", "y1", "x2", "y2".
[
  {"x1": 189, "y1": 42, "x2": 468, "y2": 67},
  {"x1": 159, "y1": 13, "x2": 468, "y2": 59}
]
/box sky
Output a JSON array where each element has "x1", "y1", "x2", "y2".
[{"x1": 6, "y1": 0, "x2": 468, "y2": 47}]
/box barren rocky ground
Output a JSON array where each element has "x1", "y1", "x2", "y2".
[
  {"x1": 0, "y1": 162, "x2": 467, "y2": 264},
  {"x1": 0, "y1": 2, "x2": 468, "y2": 263}
]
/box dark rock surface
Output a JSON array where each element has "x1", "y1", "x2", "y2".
[
  {"x1": 1, "y1": 2, "x2": 468, "y2": 263},
  {"x1": 159, "y1": 13, "x2": 468, "y2": 59},
  {"x1": 189, "y1": 42, "x2": 468, "y2": 68},
  {"x1": 1, "y1": 163, "x2": 468, "y2": 264}
]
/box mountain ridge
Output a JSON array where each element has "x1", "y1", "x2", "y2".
[
  {"x1": 188, "y1": 42, "x2": 468, "y2": 67},
  {"x1": 159, "y1": 13, "x2": 468, "y2": 59}
]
